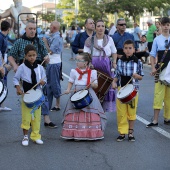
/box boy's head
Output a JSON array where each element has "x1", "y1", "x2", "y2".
[
  {"x1": 160, "y1": 17, "x2": 170, "y2": 25},
  {"x1": 1, "y1": 20, "x2": 10, "y2": 33},
  {"x1": 24, "y1": 44, "x2": 37, "y2": 64},
  {"x1": 141, "y1": 35, "x2": 147, "y2": 42},
  {"x1": 123, "y1": 40, "x2": 135, "y2": 57}
]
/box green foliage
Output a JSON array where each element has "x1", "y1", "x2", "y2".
[
  {"x1": 55, "y1": 0, "x2": 170, "y2": 26},
  {"x1": 42, "y1": 13, "x2": 55, "y2": 23}
]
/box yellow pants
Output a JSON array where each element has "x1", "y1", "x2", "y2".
[
  {"x1": 153, "y1": 82, "x2": 170, "y2": 120},
  {"x1": 116, "y1": 88, "x2": 138, "y2": 134},
  {"x1": 21, "y1": 100, "x2": 41, "y2": 141}
]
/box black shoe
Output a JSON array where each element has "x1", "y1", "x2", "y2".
[
  {"x1": 50, "y1": 107, "x2": 61, "y2": 111},
  {"x1": 164, "y1": 120, "x2": 170, "y2": 125},
  {"x1": 128, "y1": 135, "x2": 135, "y2": 142},
  {"x1": 44, "y1": 122, "x2": 58, "y2": 128},
  {"x1": 146, "y1": 122, "x2": 158, "y2": 128},
  {"x1": 117, "y1": 135, "x2": 125, "y2": 142}
]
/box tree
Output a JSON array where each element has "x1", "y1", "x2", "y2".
[{"x1": 106, "y1": 0, "x2": 169, "y2": 22}]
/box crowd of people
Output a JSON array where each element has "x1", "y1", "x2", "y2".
[{"x1": 0, "y1": 15, "x2": 170, "y2": 146}]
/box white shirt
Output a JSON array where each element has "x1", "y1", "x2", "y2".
[
  {"x1": 69, "y1": 69, "x2": 97, "y2": 85},
  {"x1": 138, "y1": 42, "x2": 148, "y2": 51},
  {"x1": 84, "y1": 36, "x2": 117, "y2": 56}
]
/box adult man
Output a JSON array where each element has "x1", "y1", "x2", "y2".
[
  {"x1": 146, "y1": 17, "x2": 170, "y2": 127},
  {"x1": 0, "y1": 20, "x2": 12, "y2": 111},
  {"x1": 72, "y1": 18, "x2": 95, "y2": 54},
  {"x1": 112, "y1": 18, "x2": 135, "y2": 59},
  {"x1": 43, "y1": 21, "x2": 63, "y2": 111},
  {"x1": 8, "y1": 20, "x2": 57, "y2": 128},
  {"x1": 146, "y1": 19, "x2": 156, "y2": 52},
  {"x1": 133, "y1": 23, "x2": 141, "y2": 48},
  {"x1": 0, "y1": 0, "x2": 33, "y2": 35}
]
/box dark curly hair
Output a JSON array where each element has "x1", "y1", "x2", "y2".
[{"x1": 24, "y1": 44, "x2": 37, "y2": 55}]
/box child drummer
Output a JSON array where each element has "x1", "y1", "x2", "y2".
[
  {"x1": 61, "y1": 52, "x2": 107, "y2": 140},
  {"x1": 112, "y1": 40, "x2": 144, "y2": 142},
  {"x1": 13, "y1": 44, "x2": 46, "y2": 146}
]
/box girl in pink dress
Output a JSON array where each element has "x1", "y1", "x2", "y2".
[{"x1": 61, "y1": 53, "x2": 107, "y2": 140}]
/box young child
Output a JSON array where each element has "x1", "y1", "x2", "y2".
[
  {"x1": 61, "y1": 52, "x2": 107, "y2": 140},
  {"x1": 13, "y1": 44, "x2": 46, "y2": 146},
  {"x1": 137, "y1": 35, "x2": 149, "y2": 63},
  {"x1": 112, "y1": 40, "x2": 144, "y2": 142}
]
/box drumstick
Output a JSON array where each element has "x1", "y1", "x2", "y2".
[
  {"x1": 79, "y1": 79, "x2": 97, "y2": 94},
  {"x1": 29, "y1": 76, "x2": 46, "y2": 91},
  {"x1": 41, "y1": 60, "x2": 45, "y2": 66},
  {"x1": 60, "y1": 90, "x2": 76, "y2": 96},
  {"x1": 153, "y1": 65, "x2": 163, "y2": 74}
]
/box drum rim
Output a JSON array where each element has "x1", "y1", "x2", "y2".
[
  {"x1": 0, "y1": 81, "x2": 5, "y2": 97},
  {"x1": 23, "y1": 89, "x2": 43, "y2": 104},
  {"x1": 117, "y1": 84, "x2": 134, "y2": 99},
  {"x1": 0, "y1": 86, "x2": 8, "y2": 105},
  {"x1": 70, "y1": 89, "x2": 88, "y2": 102},
  {"x1": 72, "y1": 94, "x2": 93, "y2": 109}
]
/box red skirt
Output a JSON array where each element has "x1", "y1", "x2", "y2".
[{"x1": 61, "y1": 111, "x2": 104, "y2": 140}]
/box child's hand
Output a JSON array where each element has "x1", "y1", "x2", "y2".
[
  {"x1": 0, "y1": 67, "x2": 5, "y2": 77},
  {"x1": 16, "y1": 88, "x2": 23, "y2": 95},
  {"x1": 132, "y1": 73, "x2": 138, "y2": 79},
  {"x1": 112, "y1": 82, "x2": 117, "y2": 89},
  {"x1": 4, "y1": 64, "x2": 12, "y2": 71},
  {"x1": 65, "y1": 89, "x2": 70, "y2": 94},
  {"x1": 39, "y1": 79, "x2": 45, "y2": 86},
  {"x1": 91, "y1": 83, "x2": 98, "y2": 89}
]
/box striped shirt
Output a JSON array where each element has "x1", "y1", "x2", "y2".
[{"x1": 114, "y1": 56, "x2": 144, "y2": 90}]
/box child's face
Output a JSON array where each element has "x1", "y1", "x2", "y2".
[
  {"x1": 25, "y1": 50, "x2": 37, "y2": 64},
  {"x1": 161, "y1": 23, "x2": 170, "y2": 32},
  {"x1": 75, "y1": 55, "x2": 87, "y2": 69},
  {"x1": 123, "y1": 44, "x2": 135, "y2": 57},
  {"x1": 141, "y1": 36, "x2": 146, "y2": 42}
]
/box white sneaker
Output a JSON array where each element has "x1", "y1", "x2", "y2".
[
  {"x1": 34, "y1": 139, "x2": 43, "y2": 145},
  {"x1": 22, "y1": 136, "x2": 29, "y2": 146},
  {"x1": 0, "y1": 107, "x2": 12, "y2": 111}
]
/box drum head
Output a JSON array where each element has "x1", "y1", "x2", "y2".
[
  {"x1": 71, "y1": 90, "x2": 88, "y2": 102},
  {"x1": 23, "y1": 89, "x2": 42, "y2": 103},
  {"x1": 0, "y1": 86, "x2": 8, "y2": 104},
  {"x1": 0, "y1": 81, "x2": 4, "y2": 93},
  {"x1": 117, "y1": 84, "x2": 134, "y2": 98},
  {"x1": 159, "y1": 68, "x2": 165, "y2": 81}
]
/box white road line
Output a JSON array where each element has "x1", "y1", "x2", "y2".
[
  {"x1": 137, "y1": 115, "x2": 170, "y2": 139},
  {"x1": 62, "y1": 72, "x2": 170, "y2": 140}
]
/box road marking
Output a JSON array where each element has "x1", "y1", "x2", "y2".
[
  {"x1": 62, "y1": 72, "x2": 170, "y2": 140},
  {"x1": 62, "y1": 72, "x2": 70, "y2": 79},
  {"x1": 137, "y1": 115, "x2": 170, "y2": 139}
]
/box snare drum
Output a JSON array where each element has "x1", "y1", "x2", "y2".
[
  {"x1": 0, "y1": 81, "x2": 8, "y2": 104},
  {"x1": 159, "y1": 67, "x2": 170, "y2": 86},
  {"x1": 117, "y1": 84, "x2": 137, "y2": 104},
  {"x1": 23, "y1": 89, "x2": 45, "y2": 108},
  {"x1": 70, "y1": 90, "x2": 93, "y2": 109},
  {"x1": 94, "y1": 70, "x2": 113, "y2": 103}
]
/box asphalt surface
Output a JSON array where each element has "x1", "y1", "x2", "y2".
[{"x1": 0, "y1": 48, "x2": 170, "y2": 170}]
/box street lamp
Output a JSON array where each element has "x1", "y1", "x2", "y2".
[
  {"x1": 55, "y1": 0, "x2": 57, "y2": 20},
  {"x1": 75, "y1": 0, "x2": 79, "y2": 24}
]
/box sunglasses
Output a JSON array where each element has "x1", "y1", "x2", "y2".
[
  {"x1": 118, "y1": 23, "x2": 126, "y2": 26},
  {"x1": 75, "y1": 59, "x2": 86, "y2": 63}
]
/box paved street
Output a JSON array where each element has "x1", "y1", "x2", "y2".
[{"x1": 0, "y1": 48, "x2": 170, "y2": 170}]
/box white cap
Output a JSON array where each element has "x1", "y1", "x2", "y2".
[{"x1": 147, "y1": 19, "x2": 153, "y2": 24}]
